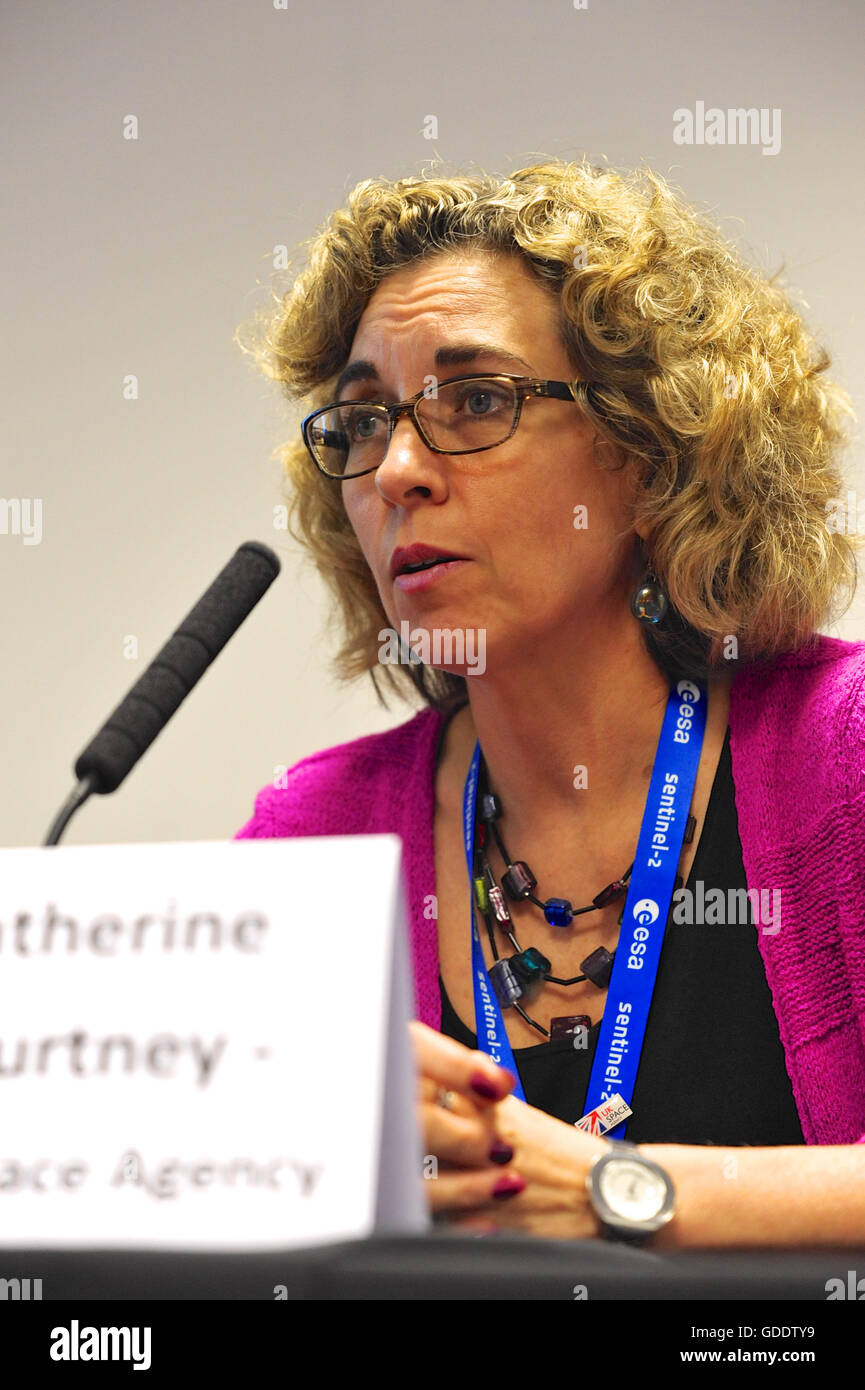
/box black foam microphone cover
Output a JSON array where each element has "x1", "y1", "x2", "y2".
[{"x1": 73, "y1": 541, "x2": 280, "y2": 794}]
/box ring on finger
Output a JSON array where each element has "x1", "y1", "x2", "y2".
[{"x1": 435, "y1": 1087, "x2": 458, "y2": 1112}]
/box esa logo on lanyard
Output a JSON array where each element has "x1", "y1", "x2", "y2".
[{"x1": 673, "y1": 679, "x2": 701, "y2": 743}]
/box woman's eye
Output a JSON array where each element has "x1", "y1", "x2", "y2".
[
  {"x1": 347, "y1": 409, "x2": 380, "y2": 437},
  {"x1": 460, "y1": 386, "x2": 508, "y2": 415}
]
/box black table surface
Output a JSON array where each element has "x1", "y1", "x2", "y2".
[{"x1": 5, "y1": 1233, "x2": 865, "y2": 1299}]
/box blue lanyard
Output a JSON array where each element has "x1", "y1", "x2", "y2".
[
  {"x1": 461, "y1": 680, "x2": 707, "y2": 1129},
  {"x1": 462, "y1": 740, "x2": 527, "y2": 1100}
]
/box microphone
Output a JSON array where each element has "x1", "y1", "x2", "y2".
[{"x1": 44, "y1": 541, "x2": 281, "y2": 845}]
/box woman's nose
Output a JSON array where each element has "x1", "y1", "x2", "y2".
[{"x1": 381, "y1": 411, "x2": 437, "y2": 470}]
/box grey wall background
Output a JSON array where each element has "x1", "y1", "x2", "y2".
[{"x1": 2, "y1": 0, "x2": 862, "y2": 849}]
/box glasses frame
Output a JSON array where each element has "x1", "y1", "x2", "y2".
[{"x1": 300, "y1": 372, "x2": 601, "y2": 480}]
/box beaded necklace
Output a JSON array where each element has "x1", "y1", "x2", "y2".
[{"x1": 471, "y1": 751, "x2": 696, "y2": 1042}]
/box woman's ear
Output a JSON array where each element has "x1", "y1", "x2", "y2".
[
  {"x1": 627, "y1": 530, "x2": 649, "y2": 586},
  {"x1": 590, "y1": 433, "x2": 627, "y2": 473}
]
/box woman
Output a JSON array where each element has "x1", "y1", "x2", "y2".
[{"x1": 234, "y1": 159, "x2": 865, "y2": 1247}]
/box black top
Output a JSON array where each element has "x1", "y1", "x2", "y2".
[{"x1": 438, "y1": 724, "x2": 805, "y2": 1146}]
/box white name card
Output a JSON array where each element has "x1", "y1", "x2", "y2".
[{"x1": 0, "y1": 835, "x2": 427, "y2": 1250}]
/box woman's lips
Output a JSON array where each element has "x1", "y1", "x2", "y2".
[{"x1": 393, "y1": 558, "x2": 471, "y2": 592}]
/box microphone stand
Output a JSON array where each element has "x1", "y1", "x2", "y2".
[{"x1": 43, "y1": 775, "x2": 101, "y2": 846}]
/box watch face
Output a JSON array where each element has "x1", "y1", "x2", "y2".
[{"x1": 598, "y1": 1158, "x2": 667, "y2": 1222}]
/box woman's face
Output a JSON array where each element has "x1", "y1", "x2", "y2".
[{"x1": 340, "y1": 249, "x2": 641, "y2": 676}]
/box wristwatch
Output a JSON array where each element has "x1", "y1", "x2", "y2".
[{"x1": 586, "y1": 1140, "x2": 676, "y2": 1246}]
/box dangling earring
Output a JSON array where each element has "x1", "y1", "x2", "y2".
[{"x1": 630, "y1": 563, "x2": 669, "y2": 625}]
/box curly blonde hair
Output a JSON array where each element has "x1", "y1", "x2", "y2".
[{"x1": 235, "y1": 157, "x2": 861, "y2": 711}]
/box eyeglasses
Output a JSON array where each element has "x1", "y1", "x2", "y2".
[{"x1": 300, "y1": 373, "x2": 600, "y2": 479}]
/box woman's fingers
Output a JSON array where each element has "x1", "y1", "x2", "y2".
[
  {"x1": 419, "y1": 1076, "x2": 512, "y2": 1167},
  {"x1": 420, "y1": 1096, "x2": 508, "y2": 1168},
  {"x1": 424, "y1": 1165, "x2": 526, "y2": 1213},
  {"x1": 409, "y1": 1020, "x2": 516, "y2": 1106},
  {"x1": 411, "y1": 1021, "x2": 521, "y2": 1184},
  {"x1": 419, "y1": 1074, "x2": 473, "y2": 1112}
]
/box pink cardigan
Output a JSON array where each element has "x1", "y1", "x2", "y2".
[{"x1": 234, "y1": 634, "x2": 865, "y2": 1146}]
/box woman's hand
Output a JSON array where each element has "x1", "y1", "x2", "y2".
[
  {"x1": 410, "y1": 1021, "x2": 524, "y2": 1219},
  {"x1": 449, "y1": 1091, "x2": 610, "y2": 1238},
  {"x1": 410, "y1": 1020, "x2": 609, "y2": 1238}
]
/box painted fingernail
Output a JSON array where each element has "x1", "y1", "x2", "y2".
[
  {"x1": 488, "y1": 1141, "x2": 514, "y2": 1165},
  {"x1": 491, "y1": 1175, "x2": 525, "y2": 1201},
  {"x1": 470, "y1": 1070, "x2": 502, "y2": 1100}
]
